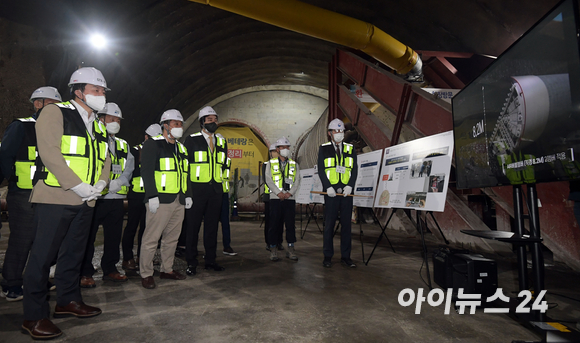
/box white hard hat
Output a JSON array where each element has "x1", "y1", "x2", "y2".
[
  {"x1": 68, "y1": 67, "x2": 110, "y2": 90},
  {"x1": 328, "y1": 118, "x2": 345, "y2": 131},
  {"x1": 269, "y1": 144, "x2": 277, "y2": 151},
  {"x1": 275, "y1": 136, "x2": 291, "y2": 147},
  {"x1": 145, "y1": 123, "x2": 162, "y2": 137},
  {"x1": 160, "y1": 109, "x2": 184, "y2": 123},
  {"x1": 199, "y1": 106, "x2": 218, "y2": 120},
  {"x1": 29, "y1": 86, "x2": 62, "y2": 103},
  {"x1": 98, "y1": 102, "x2": 123, "y2": 119}
]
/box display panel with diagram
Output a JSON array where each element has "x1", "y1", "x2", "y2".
[{"x1": 452, "y1": 0, "x2": 580, "y2": 189}]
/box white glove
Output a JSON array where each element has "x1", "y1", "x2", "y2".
[
  {"x1": 71, "y1": 182, "x2": 96, "y2": 198},
  {"x1": 148, "y1": 197, "x2": 160, "y2": 214},
  {"x1": 343, "y1": 186, "x2": 352, "y2": 197},
  {"x1": 185, "y1": 197, "x2": 193, "y2": 209},
  {"x1": 108, "y1": 179, "x2": 122, "y2": 194},
  {"x1": 326, "y1": 187, "x2": 336, "y2": 197},
  {"x1": 94, "y1": 180, "x2": 107, "y2": 193}
]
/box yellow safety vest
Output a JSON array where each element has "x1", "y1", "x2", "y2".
[
  {"x1": 103, "y1": 136, "x2": 129, "y2": 195},
  {"x1": 263, "y1": 161, "x2": 270, "y2": 194},
  {"x1": 152, "y1": 135, "x2": 189, "y2": 194},
  {"x1": 322, "y1": 142, "x2": 355, "y2": 185},
  {"x1": 269, "y1": 158, "x2": 296, "y2": 190},
  {"x1": 38, "y1": 102, "x2": 108, "y2": 188},
  {"x1": 13, "y1": 117, "x2": 37, "y2": 190},
  {"x1": 131, "y1": 144, "x2": 145, "y2": 193},
  {"x1": 188, "y1": 132, "x2": 227, "y2": 184}
]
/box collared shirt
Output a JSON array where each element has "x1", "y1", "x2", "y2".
[
  {"x1": 332, "y1": 141, "x2": 342, "y2": 156},
  {"x1": 108, "y1": 136, "x2": 117, "y2": 156},
  {"x1": 70, "y1": 100, "x2": 95, "y2": 139},
  {"x1": 201, "y1": 130, "x2": 215, "y2": 150}
]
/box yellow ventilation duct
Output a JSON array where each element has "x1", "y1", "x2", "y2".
[{"x1": 188, "y1": 0, "x2": 422, "y2": 77}]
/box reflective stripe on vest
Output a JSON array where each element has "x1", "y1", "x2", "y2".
[
  {"x1": 269, "y1": 158, "x2": 296, "y2": 190},
  {"x1": 41, "y1": 104, "x2": 108, "y2": 188},
  {"x1": 222, "y1": 157, "x2": 231, "y2": 193}
]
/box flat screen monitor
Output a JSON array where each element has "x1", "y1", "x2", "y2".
[{"x1": 452, "y1": 0, "x2": 580, "y2": 189}]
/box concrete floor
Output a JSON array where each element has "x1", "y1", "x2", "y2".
[{"x1": 0, "y1": 218, "x2": 579, "y2": 342}]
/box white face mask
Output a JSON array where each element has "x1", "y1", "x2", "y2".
[
  {"x1": 106, "y1": 122, "x2": 120, "y2": 135},
  {"x1": 84, "y1": 94, "x2": 106, "y2": 111},
  {"x1": 333, "y1": 132, "x2": 344, "y2": 143},
  {"x1": 170, "y1": 127, "x2": 183, "y2": 139},
  {"x1": 280, "y1": 149, "x2": 290, "y2": 158}
]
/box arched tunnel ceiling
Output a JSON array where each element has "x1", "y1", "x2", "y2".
[{"x1": 1, "y1": 0, "x2": 560, "y2": 143}]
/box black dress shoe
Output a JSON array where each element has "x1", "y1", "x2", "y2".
[
  {"x1": 22, "y1": 318, "x2": 62, "y2": 339},
  {"x1": 341, "y1": 258, "x2": 357, "y2": 268},
  {"x1": 204, "y1": 263, "x2": 225, "y2": 271},
  {"x1": 186, "y1": 265, "x2": 197, "y2": 276},
  {"x1": 323, "y1": 258, "x2": 332, "y2": 268}
]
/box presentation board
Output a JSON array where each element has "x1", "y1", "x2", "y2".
[
  {"x1": 373, "y1": 131, "x2": 454, "y2": 212},
  {"x1": 353, "y1": 149, "x2": 383, "y2": 208},
  {"x1": 295, "y1": 168, "x2": 325, "y2": 204}
]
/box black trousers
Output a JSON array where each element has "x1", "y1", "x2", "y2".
[
  {"x1": 2, "y1": 191, "x2": 35, "y2": 289},
  {"x1": 122, "y1": 196, "x2": 146, "y2": 261},
  {"x1": 23, "y1": 203, "x2": 94, "y2": 321},
  {"x1": 81, "y1": 199, "x2": 125, "y2": 276},
  {"x1": 268, "y1": 199, "x2": 296, "y2": 246},
  {"x1": 219, "y1": 193, "x2": 232, "y2": 248},
  {"x1": 185, "y1": 184, "x2": 222, "y2": 267},
  {"x1": 263, "y1": 201, "x2": 270, "y2": 244},
  {"x1": 323, "y1": 195, "x2": 353, "y2": 259},
  {"x1": 263, "y1": 200, "x2": 282, "y2": 245}
]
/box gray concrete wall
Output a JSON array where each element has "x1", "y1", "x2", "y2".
[{"x1": 211, "y1": 90, "x2": 328, "y2": 149}]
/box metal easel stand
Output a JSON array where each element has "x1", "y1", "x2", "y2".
[
  {"x1": 364, "y1": 208, "x2": 397, "y2": 265},
  {"x1": 417, "y1": 210, "x2": 433, "y2": 290},
  {"x1": 300, "y1": 203, "x2": 322, "y2": 239}
]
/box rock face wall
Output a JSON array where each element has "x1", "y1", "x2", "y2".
[{"x1": 0, "y1": 18, "x2": 48, "y2": 133}]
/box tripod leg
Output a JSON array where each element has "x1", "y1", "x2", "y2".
[
  {"x1": 359, "y1": 208, "x2": 365, "y2": 263},
  {"x1": 365, "y1": 209, "x2": 396, "y2": 265},
  {"x1": 373, "y1": 210, "x2": 396, "y2": 254},
  {"x1": 428, "y1": 211, "x2": 449, "y2": 245},
  {"x1": 418, "y1": 211, "x2": 433, "y2": 290}
]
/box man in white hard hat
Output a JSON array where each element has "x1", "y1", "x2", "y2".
[
  {"x1": 121, "y1": 123, "x2": 163, "y2": 272},
  {"x1": 317, "y1": 118, "x2": 358, "y2": 268},
  {"x1": 265, "y1": 136, "x2": 301, "y2": 261},
  {"x1": 183, "y1": 106, "x2": 228, "y2": 275},
  {"x1": 0, "y1": 86, "x2": 62, "y2": 302},
  {"x1": 139, "y1": 109, "x2": 192, "y2": 289},
  {"x1": 262, "y1": 144, "x2": 283, "y2": 251},
  {"x1": 80, "y1": 103, "x2": 134, "y2": 287},
  {"x1": 22, "y1": 68, "x2": 112, "y2": 339}
]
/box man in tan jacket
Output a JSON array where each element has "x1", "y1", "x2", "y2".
[{"x1": 21, "y1": 67, "x2": 112, "y2": 340}]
